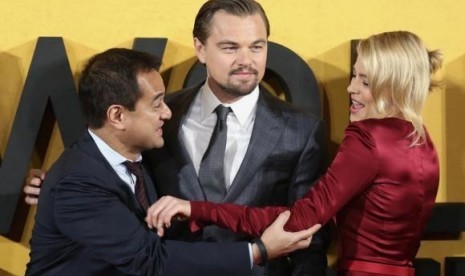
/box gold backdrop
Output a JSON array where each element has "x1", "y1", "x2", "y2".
[{"x1": 1, "y1": 0, "x2": 464, "y2": 275}]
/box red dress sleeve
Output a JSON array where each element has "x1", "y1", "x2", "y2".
[{"x1": 190, "y1": 123, "x2": 379, "y2": 236}]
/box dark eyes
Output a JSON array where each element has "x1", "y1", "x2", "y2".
[
  {"x1": 222, "y1": 46, "x2": 237, "y2": 53},
  {"x1": 153, "y1": 100, "x2": 164, "y2": 109},
  {"x1": 351, "y1": 74, "x2": 369, "y2": 86},
  {"x1": 221, "y1": 45, "x2": 264, "y2": 53},
  {"x1": 251, "y1": 45, "x2": 263, "y2": 52}
]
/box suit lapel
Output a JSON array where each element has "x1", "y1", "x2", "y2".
[
  {"x1": 225, "y1": 90, "x2": 287, "y2": 202},
  {"x1": 142, "y1": 166, "x2": 158, "y2": 204},
  {"x1": 164, "y1": 84, "x2": 206, "y2": 200},
  {"x1": 78, "y1": 131, "x2": 146, "y2": 217}
]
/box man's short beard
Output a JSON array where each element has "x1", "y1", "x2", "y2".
[{"x1": 218, "y1": 80, "x2": 258, "y2": 98}]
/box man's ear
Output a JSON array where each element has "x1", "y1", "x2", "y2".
[
  {"x1": 194, "y1": 37, "x2": 206, "y2": 64},
  {"x1": 107, "y1": 105, "x2": 126, "y2": 130}
]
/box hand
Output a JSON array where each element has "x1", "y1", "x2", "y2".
[
  {"x1": 253, "y1": 211, "x2": 321, "y2": 264},
  {"x1": 145, "y1": 196, "x2": 191, "y2": 237},
  {"x1": 23, "y1": 169, "x2": 46, "y2": 205}
]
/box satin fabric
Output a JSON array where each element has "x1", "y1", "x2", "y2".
[{"x1": 190, "y1": 118, "x2": 439, "y2": 276}]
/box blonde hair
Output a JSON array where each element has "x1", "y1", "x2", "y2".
[{"x1": 357, "y1": 31, "x2": 442, "y2": 146}]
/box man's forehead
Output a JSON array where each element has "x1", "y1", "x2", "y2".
[
  {"x1": 137, "y1": 70, "x2": 165, "y2": 94},
  {"x1": 207, "y1": 12, "x2": 267, "y2": 37}
]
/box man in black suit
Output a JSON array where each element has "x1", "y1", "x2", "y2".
[
  {"x1": 143, "y1": 1, "x2": 330, "y2": 275},
  {"x1": 25, "y1": 48, "x2": 319, "y2": 276}
]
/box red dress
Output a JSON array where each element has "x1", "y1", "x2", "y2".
[{"x1": 190, "y1": 118, "x2": 439, "y2": 276}]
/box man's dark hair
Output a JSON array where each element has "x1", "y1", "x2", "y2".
[
  {"x1": 193, "y1": 0, "x2": 270, "y2": 44},
  {"x1": 78, "y1": 48, "x2": 161, "y2": 128}
]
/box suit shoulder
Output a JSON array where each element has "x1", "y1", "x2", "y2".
[
  {"x1": 166, "y1": 83, "x2": 203, "y2": 104},
  {"x1": 48, "y1": 143, "x2": 115, "y2": 186},
  {"x1": 47, "y1": 148, "x2": 95, "y2": 178},
  {"x1": 261, "y1": 90, "x2": 321, "y2": 121}
]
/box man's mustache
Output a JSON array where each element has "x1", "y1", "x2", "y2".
[{"x1": 229, "y1": 67, "x2": 258, "y2": 76}]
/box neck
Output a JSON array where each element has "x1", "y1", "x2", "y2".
[{"x1": 90, "y1": 127, "x2": 140, "y2": 161}]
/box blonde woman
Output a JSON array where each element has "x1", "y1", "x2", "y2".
[{"x1": 148, "y1": 31, "x2": 443, "y2": 276}]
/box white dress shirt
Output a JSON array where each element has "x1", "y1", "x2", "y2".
[
  {"x1": 88, "y1": 129, "x2": 141, "y2": 193},
  {"x1": 181, "y1": 83, "x2": 259, "y2": 188}
]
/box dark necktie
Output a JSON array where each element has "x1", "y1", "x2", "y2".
[
  {"x1": 198, "y1": 105, "x2": 231, "y2": 203},
  {"x1": 123, "y1": 161, "x2": 150, "y2": 210}
]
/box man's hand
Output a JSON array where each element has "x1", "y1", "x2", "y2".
[
  {"x1": 23, "y1": 169, "x2": 46, "y2": 205},
  {"x1": 145, "y1": 196, "x2": 191, "y2": 237},
  {"x1": 252, "y1": 211, "x2": 321, "y2": 264}
]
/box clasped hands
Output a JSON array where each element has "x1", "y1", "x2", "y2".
[{"x1": 145, "y1": 196, "x2": 321, "y2": 262}]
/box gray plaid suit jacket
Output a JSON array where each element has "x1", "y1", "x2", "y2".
[{"x1": 144, "y1": 82, "x2": 330, "y2": 276}]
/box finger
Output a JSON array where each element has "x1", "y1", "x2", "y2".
[
  {"x1": 157, "y1": 201, "x2": 178, "y2": 229},
  {"x1": 162, "y1": 199, "x2": 191, "y2": 227},
  {"x1": 301, "y1": 224, "x2": 321, "y2": 237},
  {"x1": 31, "y1": 169, "x2": 46, "y2": 179},
  {"x1": 160, "y1": 209, "x2": 173, "y2": 228},
  {"x1": 145, "y1": 202, "x2": 157, "y2": 222},
  {"x1": 161, "y1": 204, "x2": 184, "y2": 227},
  {"x1": 292, "y1": 224, "x2": 321, "y2": 242},
  {"x1": 145, "y1": 210, "x2": 153, "y2": 229},
  {"x1": 295, "y1": 236, "x2": 313, "y2": 249},
  {"x1": 146, "y1": 203, "x2": 164, "y2": 229},
  {"x1": 146, "y1": 199, "x2": 165, "y2": 229},
  {"x1": 269, "y1": 210, "x2": 290, "y2": 228},
  {"x1": 29, "y1": 177, "x2": 43, "y2": 187},
  {"x1": 24, "y1": 196, "x2": 38, "y2": 205},
  {"x1": 146, "y1": 197, "x2": 166, "y2": 228},
  {"x1": 307, "y1": 224, "x2": 321, "y2": 235},
  {"x1": 157, "y1": 225, "x2": 165, "y2": 237},
  {"x1": 148, "y1": 196, "x2": 173, "y2": 228},
  {"x1": 145, "y1": 205, "x2": 153, "y2": 228},
  {"x1": 23, "y1": 185, "x2": 40, "y2": 196}
]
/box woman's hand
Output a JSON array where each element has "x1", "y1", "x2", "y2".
[{"x1": 145, "y1": 196, "x2": 191, "y2": 237}]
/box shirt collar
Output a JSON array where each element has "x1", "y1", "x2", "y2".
[
  {"x1": 88, "y1": 129, "x2": 142, "y2": 166},
  {"x1": 200, "y1": 82, "x2": 259, "y2": 127}
]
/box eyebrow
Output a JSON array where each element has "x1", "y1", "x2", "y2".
[
  {"x1": 352, "y1": 67, "x2": 368, "y2": 78},
  {"x1": 216, "y1": 39, "x2": 267, "y2": 47},
  {"x1": 152, "y1": 92, "x2": 165, "y2": 103}
]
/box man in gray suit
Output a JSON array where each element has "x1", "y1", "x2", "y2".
[
  {"x1": 25, "y1": 0, "x2": 329, "y2": 274},
  {"x1": 143, "y1": 0, "x2": 329, "y2": 275}
]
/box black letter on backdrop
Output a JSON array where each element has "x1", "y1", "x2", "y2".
[
  {"x1": 132, "y1": 37, "x2": 167, "y2": 69},
  {"x1": 0, "y1": 37, "x2": 85, "y2": 234},
  {"x1": 183, "y1": 41, "x2": 321, "y2": 117}
]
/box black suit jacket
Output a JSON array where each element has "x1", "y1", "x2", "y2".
[
  {"x1": 26, "y1": 131, "x2": 251, "y2": 276},
  {"x1": 144, "y1": 83, "x2": 330, "y2": 276}
]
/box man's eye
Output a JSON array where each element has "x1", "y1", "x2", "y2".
[{"x1": 222, "y1": 47, "x2": 236, "y2": 52}]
